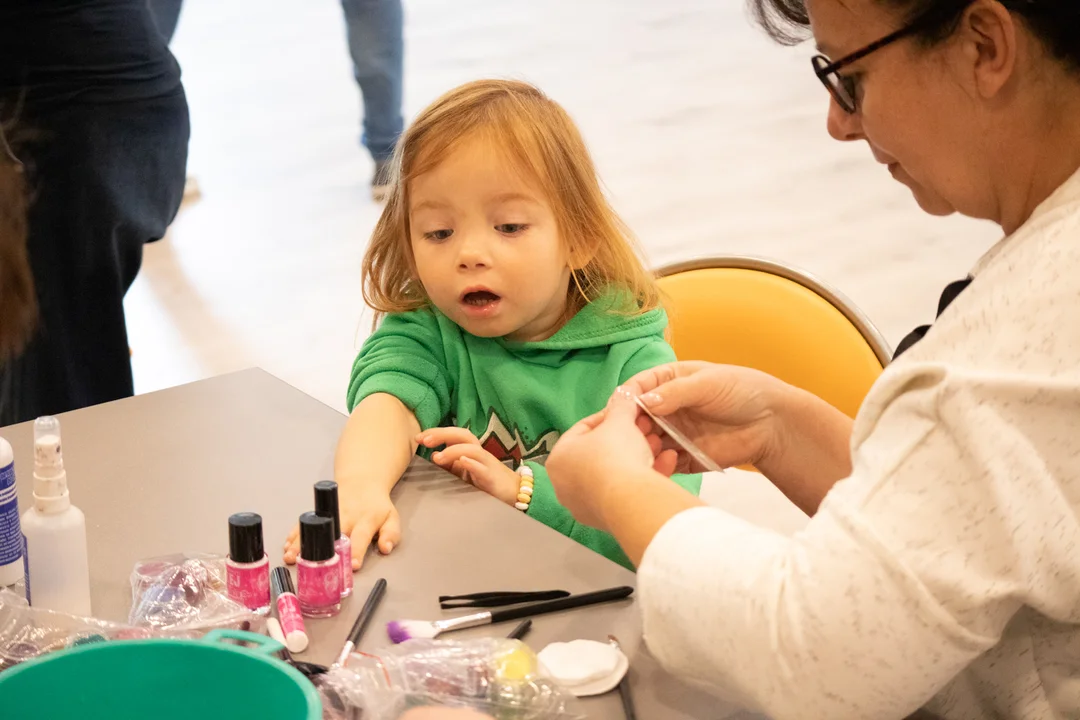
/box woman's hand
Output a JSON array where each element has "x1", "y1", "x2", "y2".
[
  {"x1": 418, "y1": 428, "x2": 521, "y2": 506},
  {"x1": 624, "y1": 361, "x2": 790, "y2": 472},
  {"x1": 628, "y1": 361, "x2": 855, "y2": 515},
  {"x1": 547, "y1": 390, "x2": 705, "y2": 563}
]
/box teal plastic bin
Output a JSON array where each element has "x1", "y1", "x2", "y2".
[{"x1": 0, "y1": 629, "x2": 321, "y2": 719}]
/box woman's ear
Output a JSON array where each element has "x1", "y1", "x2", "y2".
[{"x1": 961, "y1": 0, "x2": 1019, "y2": 101}]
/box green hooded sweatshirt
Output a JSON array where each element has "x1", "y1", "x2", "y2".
[{"x1": 346, "y1": 293, "x2": 702, "y2": 570}]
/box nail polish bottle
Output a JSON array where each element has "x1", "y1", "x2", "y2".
[
  {"x1": 226, "y1": 512, "x2": 270, "y2": 611},
  {"x1": 314, "y1": 480, "x2": 352, "y2": 598},
  {"x1": 270, "y1": 566, "x2": 309, "y2": 653},
  {"x1": 297, "y1": 512, "x2": 341, "y2": 618}
]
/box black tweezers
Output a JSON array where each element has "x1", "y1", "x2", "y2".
[{"x1": 438, "y1": 589, "x2": 571, "y2": 609}]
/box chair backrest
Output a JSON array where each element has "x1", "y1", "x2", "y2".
[{"x1": 656, "y1": 255, "x2": 892, "y2": 419}]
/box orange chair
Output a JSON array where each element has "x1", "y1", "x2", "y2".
[{"x1": 656, "y1": 256, "x2": 891, "y2": 419}]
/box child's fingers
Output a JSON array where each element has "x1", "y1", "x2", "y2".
[
  {"x1": 416, "y1": 427, "x2": 479, "y2": 448},
  {"x1": 282, "y1": 524, "x2": 300, "y2": 564},
  {"x1": 376, "y1": 512, "x2": 401, "y2": 556},
  {"x1": 432, "y1": 443, "x2": 494, "y2": 470}
]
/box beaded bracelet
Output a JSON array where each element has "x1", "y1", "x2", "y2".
[{"x1": 514, "y1": 464, "x2": 534, "y2": 512}]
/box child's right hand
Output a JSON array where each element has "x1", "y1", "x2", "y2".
[{"x1": 282, "y1": 488, "x2": 401, "y2": 570}]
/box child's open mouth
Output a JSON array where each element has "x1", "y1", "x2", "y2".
[{"x1": 460, "y1": 289, "x2": 502, "y2": 317}]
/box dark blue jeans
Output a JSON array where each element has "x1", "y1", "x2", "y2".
[
  {"x1": 0, "y1": 89, "x2": 190, "y2": 424},
  {"x1": 341, "y1": 0, "x2": 404, "y2": 162}
]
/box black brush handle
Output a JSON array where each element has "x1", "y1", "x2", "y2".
[
  {"x1": 507, "y1": 619, "x2": 532, "y2": 640},
  {"x1": 490, "y1": 586, "x2": 634, "y2": 623},
  {"x1": 348, "y1": 578, "x2": 387, "y2": 644}
]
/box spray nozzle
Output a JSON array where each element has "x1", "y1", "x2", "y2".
[{"x1": 33, "y1": 415, "x2": 64, "y2": 477}]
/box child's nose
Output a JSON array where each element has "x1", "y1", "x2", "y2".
[{"x1": 456, "y1": 234, "x2": 491, "y2": 269}]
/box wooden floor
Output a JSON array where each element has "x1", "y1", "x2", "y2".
[{"x1": 126, "y1": 0, "x2": 1000, "y2": 529}]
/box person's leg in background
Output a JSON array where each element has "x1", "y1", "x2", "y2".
[
  {"x1": 147, "y1": 0, "x2": 184, "y2": 45},
  {"x1": 0, "y1": 91, "x2": 190, "y2": 425},
  {"x1": 340, "y1": 0, "x2": 404, "y2": 201},
  {"x1": 147, "y1": 0, "x2": 199, "y2": 204}
]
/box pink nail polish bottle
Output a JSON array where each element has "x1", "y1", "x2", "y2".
[
  {"x1": 226, "y1": 512, "x2": 270, "y2": 611},
  {"x1": 314, "y1": 480, "x2": 352, "y2": 598},
  {"x1": 297, "y1": 512, "x2": 341, "y2": 618}
]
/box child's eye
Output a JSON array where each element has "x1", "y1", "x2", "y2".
[
  {"x1": 424, "y1": 229, "x2": 453, "y2": 241},
  {"x1": 496, "y1": 223, "x2": 528, "y2": 235}
]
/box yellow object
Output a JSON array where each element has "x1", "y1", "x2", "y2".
[
  {"x1": 656, "y1": 256, "x2": 891, "y2": 420},
  {"x1": 495, "y1": 643, "x2": 537, "y2": 682},
  {"x1": 517, "y1": 493, "x2": 531, "y2": 504}
]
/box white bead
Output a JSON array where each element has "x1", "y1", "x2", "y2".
[
  {"x1": 520, "y1": 485, "x2": 533, "y2": 496},
  {"x1": 515, "y1": 502, "x2": 530, "y2": 511},
  {"x1": 518, "y1": 465, "x2": 534, "y2": 478}
]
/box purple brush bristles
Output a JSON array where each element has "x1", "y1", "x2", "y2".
[{"x1": 386, "y1": 620, "x2": 413, "y2": 644}]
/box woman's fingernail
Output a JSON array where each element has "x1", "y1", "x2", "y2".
[
  {"x1": 641, "y1": 392, "x2": 662, "y2": 406},
  {"x1": 432, "y1": 451, "x2": 442, "y2": 461}
]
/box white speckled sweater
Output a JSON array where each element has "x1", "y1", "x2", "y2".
[{"x1": 637, "y1": 167, "x2": 1080, "y2": 720}]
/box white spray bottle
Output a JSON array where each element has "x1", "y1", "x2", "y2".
[{"x1": 21, "y1": 416, "x2": 91, "y2": 616}]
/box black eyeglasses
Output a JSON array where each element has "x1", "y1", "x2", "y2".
[{"x1": 812, "y1": 0, "x2": 976, "y2": 114}]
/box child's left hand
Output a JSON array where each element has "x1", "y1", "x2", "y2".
[{"x1": 417, "y1": 428, "x2": 522, "y2": 506}]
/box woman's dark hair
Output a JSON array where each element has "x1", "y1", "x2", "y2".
[
  {"x1": 750, "y1": 0, "x2": 1080, "y2": 71},
  {"x1": 0, "y1": 122, "x2": 36, "y2": 360}
]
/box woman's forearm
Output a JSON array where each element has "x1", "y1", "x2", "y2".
[
  {"x1": 335, "y1": 392, "x2": 420, "y2": 496},
  {"x1": 598, "y1": 468, "x2": 706, "y2": 567},
  {"x1": 757, "y1": 386, "x2": 853, "y2": 515}
]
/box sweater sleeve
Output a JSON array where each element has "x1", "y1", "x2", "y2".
[
  {"x1": 346, "y1": 310, "x2": 452, "y2": 430},
  {"x1": 636, "y1": 366, "x2": 1080, "y2": 719}
]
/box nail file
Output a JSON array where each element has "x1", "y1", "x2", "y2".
[{"x1": 632, "y1": 395, "x2": 725, "y2": 474}]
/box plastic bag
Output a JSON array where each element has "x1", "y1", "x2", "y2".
[
  {"x1": 0, "y1": 553, "x2": 263, "y2": 672},
  {"x1": 128, "y1": 553, "x2": 265, "y2": 634},
  {"x1": 0, "y1": 586, "x2": 161, "y2": 671},
  {"x1": 317, "y1": 638, "x2": 585, "y2": 720}
]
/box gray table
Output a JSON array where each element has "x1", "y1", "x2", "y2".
[{"x1": 0, "y1": 369, "x2": 749, "y2": 718}]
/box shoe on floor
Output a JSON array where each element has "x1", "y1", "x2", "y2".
[
  {"x1": 371, "y1": 159, "x2": 393, "y2": 202},
  {"x1": 181, "y1": 175, "x2": 201, "y2": 205}
]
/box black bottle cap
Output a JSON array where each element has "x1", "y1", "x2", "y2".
[
  {"x1": 299, "y1": 512, "x2": 336, "y2": 562},
  {"x1": 270, "y1": 566, "x2": 296, "y2": 602},
  {"x1": 313, "y1": 480, "x2": 341, "y2": 538},
  {"x1": 228, "y1": 512, "x2": 265, "y2": 564}
]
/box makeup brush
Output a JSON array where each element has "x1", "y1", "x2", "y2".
[
  {"x1": 333, "y1": 577, "x2": 387, "y2": 667},
  {"x1": 387, "y1": 586, "x2": 633, "y2": 644}
]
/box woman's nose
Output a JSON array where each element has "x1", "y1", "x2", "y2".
[{"x1": 826, "y1": 96, "x2": 863, "y2": 142}]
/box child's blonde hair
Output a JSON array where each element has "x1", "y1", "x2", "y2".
[{"x1": 362, "y1": 79, "x2": 660, "y2": 325}]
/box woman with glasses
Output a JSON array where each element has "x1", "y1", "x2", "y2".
[{"x1": 546, "y1": 1, "x2": 1080, "y2": 717}]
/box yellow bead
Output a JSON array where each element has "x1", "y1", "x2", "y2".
[
  {"x1": 517, "y1": 493, "x2": 531, "y2": 504},
  {"x1": 520, "y1": 478, "x2": 534, "y2": 487}
]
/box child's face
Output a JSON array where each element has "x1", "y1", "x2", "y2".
[{"x1": 408, "y1": 137, "x2": 573, "y2": 342}]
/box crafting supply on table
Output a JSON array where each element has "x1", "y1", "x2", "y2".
[
  {"x1": 21, "y1": 416, "x2": 91, "y2": 616},
  {"x1": 506, "y1": 619, "x2": 532, "y2": 640},
  {"x1": 313, "y1": 480, "x2": 352, "y2": 598},
  {"x1": 270, "y1": 566, "x2": 309, "y2": 653},
  {"x1": 608, "y1": 635, "x2": 637, "y2": 720},
  {"x1": 333, "y1": 577, "x2": 387, "y2": 667},
  {"x1": 297, "y1": 513, "x2": 342, "y2": 618},
  {"x1": 387, "y1": 585, "x2": 634, "y2": 643},
  {"x1": 537, "y1": 638, "x2": 629, "y2": 698},
  {"x1": 439, "y1": 589, "x2": 570, "y2": 609},
  {"x1": 226, "y1": 512, "x2": 270, "y2": 611},
  {"x1": 0, "y1": 435, "x2": 23, "y2": 587}
]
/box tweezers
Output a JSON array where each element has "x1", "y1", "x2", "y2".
[{"x1": 438, "y1": 589, "x2": 571, "y2": 609}]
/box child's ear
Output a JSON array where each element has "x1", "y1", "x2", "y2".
[{"x1": 567, "y1": 239, "x2": 597, "y2": 271}]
